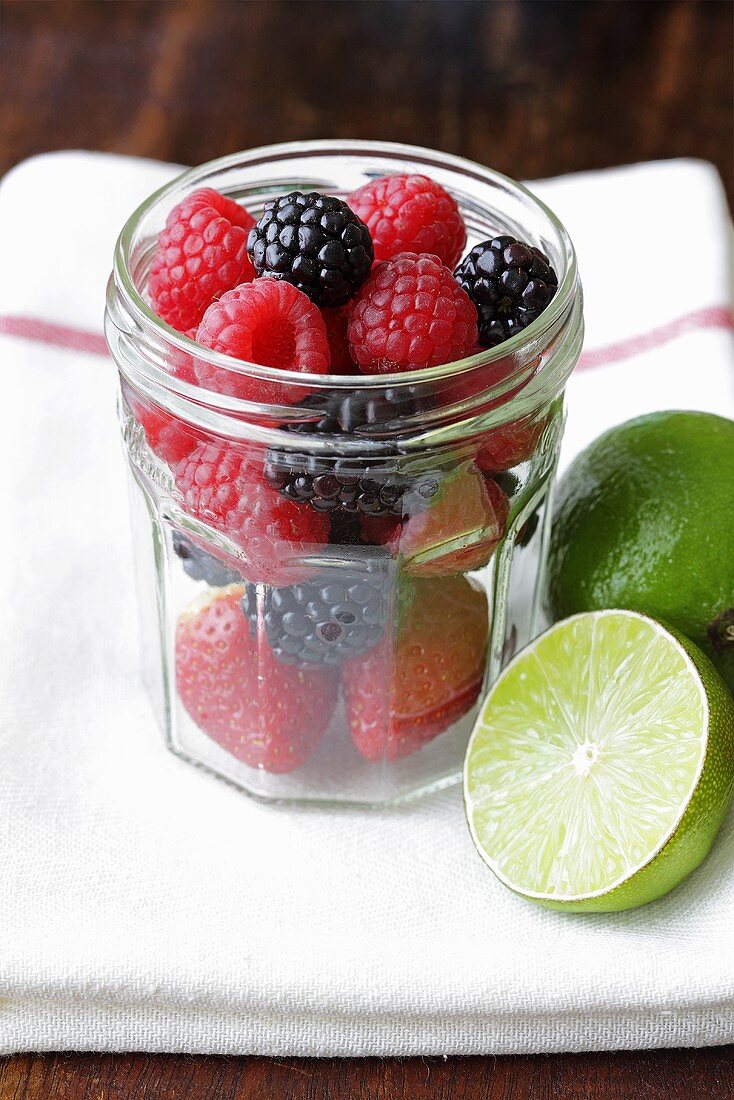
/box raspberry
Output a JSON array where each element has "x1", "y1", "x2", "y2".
[
  {"x1": 455, "y1": 236, "x2": 558, "y2": 348},
  {"x1": 129, "y1": 396, "x2": 198, "y2": 467},
  {"x1": 194, "y1": 280, "x2": 330, "y2": 403},
  {"x1": 350, "y1": 174, "x2": 466, "y2": 268},
  {"x1": 175, "y1": 586, "x2": 337, "y2": 773},
  {"x1": 247, "y1": 191, "x2": 374, "y2": 307},
  {"x1": 149, "y1": 188, "x2": 256, "y2": 333},
  {"x1": 347, "y1": 253, "x2": 478, "y2": 374},
  {"x1": 174, "y1": 441, "x2": 329, "y2": 585},
  {"x1": 241, "y1": 560, "x2": 387, "y2": 667},
  {"x1": 168, "y1": 346, "x2": 199, "y2": 384},
  {"x1": 320, "y1": 305, "x2": 356, "y2": 374}
]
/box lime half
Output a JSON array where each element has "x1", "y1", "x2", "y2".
[{"x1": 464, "y1": 611, "x2": 734, "y2": 911}]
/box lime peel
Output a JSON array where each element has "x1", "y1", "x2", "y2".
[{"x1": 464, "y1": 610, "x2": 734, "y2": 912}]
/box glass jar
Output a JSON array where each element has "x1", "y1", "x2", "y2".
[{"x1": 105, "y1": 141, "x2": 583, "y2": 807}]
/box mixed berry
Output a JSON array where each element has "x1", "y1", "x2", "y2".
[
  {"x1": 247, "y1": 191, "x2": 374, "y2": 306},
  {"x1": 454, "y1": 236, "x2": 559, "y2": 348},
  {"x1": 140, "y1": 168, "x2": 559, "y2": 772},
  {"x1": 173, "y1": 530, "x2": 242, "y2": 587},
  {"x1": 262, "y1": 387, "x2": 442, "y2": 518},
  {"x1": 241, "y1": 562, "x2": 388, "y2": 668}
]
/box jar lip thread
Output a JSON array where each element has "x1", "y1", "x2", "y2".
[{"x1": 108, "y1": 140, "x2": 581, "y2": 416}]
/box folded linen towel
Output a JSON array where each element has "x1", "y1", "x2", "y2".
[{"x1": 0, "y1": 152, "x2": 732, "y2": 1056}]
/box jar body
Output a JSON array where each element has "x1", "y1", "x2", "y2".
[{"x1": 107, "y1": 142, "x2": 583, "y2": 806}]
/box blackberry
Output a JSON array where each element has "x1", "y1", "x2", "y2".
[
  {"x1": 247, "y1": 191, "x2": 374, "y2": 307},
  {"x1": 172, "y1": 530, "x2": 241, "y2": 587},
  {"x1": 242, "y1": 565, "x2": 387, "y2": 667},
  {"x1": 263, "y1": 387, "x2": 442, "y2": 519},
  {"x1": 455, "y1": 236, "x2": 558, "y2": 348}
]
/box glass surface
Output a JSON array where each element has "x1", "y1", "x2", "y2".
[{"x1": 106, "y1": 141, "x2": 583, "y2": 806}]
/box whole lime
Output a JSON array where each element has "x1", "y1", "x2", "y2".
[{"x1": 545, "y1": 411, "x2": 734, "y2": 692}]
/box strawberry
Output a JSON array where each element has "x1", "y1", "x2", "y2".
[
  {"x1": 175, "y1": 586, "x2": 338, "y2": 773},
  {"x1": 475, "y1": 412, "x2": 548, "y2": 473},
  {"x1": 343, "y1": 575, "x2": 488, "y2": 761},
  {"x1": 362, "y1": 466, "x2": 509, "y2": 577}
]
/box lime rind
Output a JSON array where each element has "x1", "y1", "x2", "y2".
[{"x1": 463, "y1": 610, "x2": 725, "y2": 909}]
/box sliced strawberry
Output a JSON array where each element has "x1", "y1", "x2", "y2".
[
  {"x1": 398, "y1": 466, "x2": 509, "y2": 576},
  {"x1": 343, "y1": 575, "x2": 488, "y2": 761},
  {"x1": 176, "y1": 586, "x2": 338, "y2": 773},
  {"x1": 475, "y1": 412, "x2": 548, "y2": 472}
]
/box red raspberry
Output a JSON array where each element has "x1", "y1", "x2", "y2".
[
  {"x1": 149, "y1": 188, "x2": 256, "y2": 334},
  {"x1": 347, "y1": 253, "x2": 478, "y2": 374},
  {"x1": 126, "y1": 347, "x2": 205, "y2": 467},
  {"x1": 320, "y1": 305, "x2": 356, "y2": 374},
  {"x1": 195, "y1": 280, "x2": 330, "y2": 402},
  {"x1": 174, "y1": 441, "x2": 329, "y2": 585},
  {"x1": 176, "y1": 586, "x2": 337, "y2": 773},
  {"x1": 350, "y1": 174, "x2": 466, "y2": 269},
  {"x1": 132, "y1": 398, "x2": 198, "y2": 467}
]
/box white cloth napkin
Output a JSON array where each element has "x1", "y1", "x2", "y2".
[{"x1": 1, "y1": 152, "x2": 733, "y2": 1058}]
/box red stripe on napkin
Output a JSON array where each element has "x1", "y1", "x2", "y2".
[
  {"x1": 0, "y1": 315, "x2": 108, "y2": 357},
  {"x1": 577, "y1": 306, "x2": 734, "y2": 370},
  {"x1": 1, "y1": 305, "x2": 733, "y2": 370}
]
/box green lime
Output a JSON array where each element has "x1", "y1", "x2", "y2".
[
  {"x1": 545, "y1": 411, "x2": 734, "y2": 692},
  {"x1": 464, "y1": 611, "x2": 734, "y2": 912}
]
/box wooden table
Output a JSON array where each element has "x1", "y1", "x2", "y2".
[{"x1": 1, "y1": 2, "x2": 732, "y2": 1096}]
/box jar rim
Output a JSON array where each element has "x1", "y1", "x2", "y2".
[{"x1": 109, "y1": 140, "x2": 580, "y2": 401}]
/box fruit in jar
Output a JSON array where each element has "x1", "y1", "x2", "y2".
[
  {"x1": 344, "y1": 574, "x2": 489, "y2": 761},
  {"x1": 149, "y1": 188, "x2": 256, "y2": 333},
  {"x1": 175, "y1": 585, "x2": 338, "y2": 772}
]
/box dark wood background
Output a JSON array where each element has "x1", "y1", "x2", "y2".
[{"x1": 1, "y1": 1, "x2": 732, "y2": 1097}]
